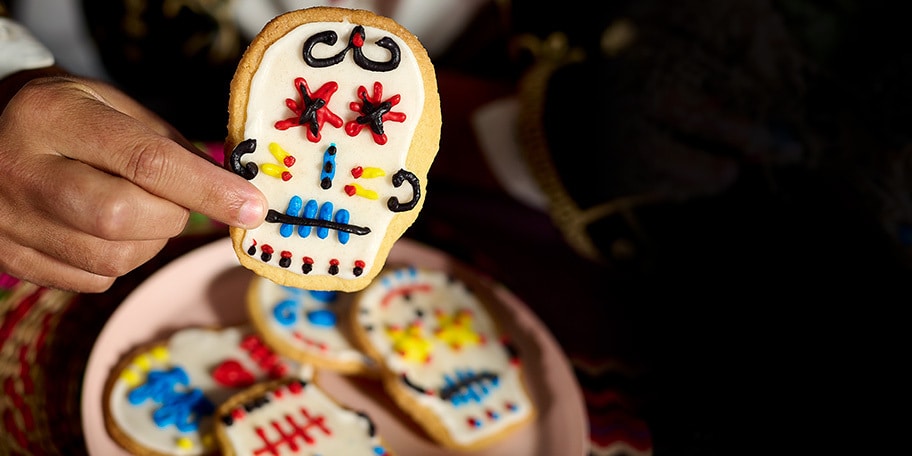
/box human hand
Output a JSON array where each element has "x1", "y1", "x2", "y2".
[{"x1": 0, "y1": 72, "x2": 267, "y2": 292}]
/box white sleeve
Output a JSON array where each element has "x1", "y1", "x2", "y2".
[{"x1": 0, "y1": 17, "x2": 54, "y2": 80}]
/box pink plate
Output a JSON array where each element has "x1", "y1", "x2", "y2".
[{"x1": 81, "y1": 237, "x2": 587, "y2": 455}]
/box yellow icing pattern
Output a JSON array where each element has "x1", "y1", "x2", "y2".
[
  {"x1": 121, "y1": 346, "x2": 170, "y2": 386},
  {"x1": 386, "y1": 322, "x2": 433, "y2": 363},
  {"x1": 434, "y1": 309, "x2": 481, "y2": 350}
]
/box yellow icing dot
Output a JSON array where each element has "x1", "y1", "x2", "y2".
[
  {"x1": 132, "y1": 353, "x2": 151, "y2": 371},
  {"x1": 435, "y1": 309, "x2": 481, "y2": 349},
  {"x1": 150, "y1": 346, "x2": 169, "y2": 362},
  {"x1": 119, "y1": 369, "x2": 142, "y2": 387},
  {"x1": 176, "y1": 437, "x2": 194, "y2": 450},
  {"x1": 386, "y1": 323, "x2": 433, "y2": 363}
]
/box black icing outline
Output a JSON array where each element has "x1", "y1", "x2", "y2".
[{"x1": 302, "y1": 25, "x2": 400, "y2": 72}]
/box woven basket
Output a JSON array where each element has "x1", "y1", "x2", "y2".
[
  {"x1": 0, "y1": 279, "x2": 80, "y2": 455},
  {"x1": 0, "y1": 231, "x2": 225, "y2": 456}
]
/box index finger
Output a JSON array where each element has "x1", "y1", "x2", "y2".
[{"x1": 50, "y1": 90, "x2": 267, "y2": 229}]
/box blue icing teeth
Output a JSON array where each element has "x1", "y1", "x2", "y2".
[
  {"x1": 281, "y1": 196, "x2": 303, "y2": 238},
  {"x1": 317, "y1": 202, "x2": 333, "y2": 239},
  {"x1": 298, "y1": 199, "x2": 319, "y2": 237},
  {"x1": 335, "y1": 209, "x2": 351, "y2": 244}
]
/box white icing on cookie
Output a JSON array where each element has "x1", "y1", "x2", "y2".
[
  {"x1": 107, "y1": 326, "x2": 304, "y2": 455},
  {"x1": 355, "y1": 267, "x2": 535, "y2": 447},
  {"x1": 219, "y1": 380, "x2": 387, "y2": 455},
  {"x1": 248, "y1": 275, "x2": 374, "y2": 370},
  {"x1": 232, "y1": 19, "x2": 428, "y2": 285}
]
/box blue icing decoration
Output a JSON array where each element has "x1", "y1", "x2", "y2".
[
  {"x1": 308, "y1": 290, "x2": 337, "y2": 303},
  {"x1": 128, "y1": 368, "x2": 189, "y2": 405},
  {"x1": 335, "y1": 209, "x2": 351, "y2": 244},
  {"x1": 307, "y1": 309, "x2": 337, "y2": 327},
  {"x1": 299, "y1": 199, "x2": 318, "y2": 237},
  {"x1": 317, "y1": 202, "x2": 333, "y2": 239},
  {"x1": 281, "y1": 196, "x2": 303, "y2": 238},
  {"x1": 273, "y1": 299, "x2": 298, "y2": 326},
  {"x1": 127, "y1": 367, "x2": 214, "y2": 433},
  {"x1": 151, "y1": 388, "x2": 214, "y2": 432}
]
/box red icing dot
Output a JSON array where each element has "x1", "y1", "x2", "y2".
[
  {"x1": 329, "y1": 259, "x2": 340, "y2": 266},
  {"x1": 232, "y1": 408, "x2": 246, "y2": 421},
  {"x1": 281, "y1": 250, "x2": 293, "y2": 259},
  {"x1": 270, "y1": 364, "x2": 289, "y2": 378},
  {"x1": 261, "y1": 245, "x2": 275, "y2": 255},
  {"x1": 352, "y1": 32, "x2": 364, "y2": 47},
  {"x1": 281, "y1": 171, "x2": 292, "y2": 181},
  {"x1": 467, "y1": 417, "x2": 480, "y2": 428},
  {"x1": 251, "y1": 346, "x2": 269, "y2": 362},
  {"x1": 344, "y1": 185, "x2": 357, "y2": 196},
  {"x1": 284, "y1": 156, "x2": 296, "y2": 167},
  {"x1": 355, "y1": 260, "x2": 366, "y2": 268},
  {"x1": 240, "y1": 334, "x2": 259, "y2": 349},
  {"x1": 351, "y1": 166, "x2": 363, "y2": 178},
  {"x1": 303, "y1": 256, "x2": 314, "y2": 265},
  {"x1": 288, "y1": 381, "x2": 303, "y2": 394}
]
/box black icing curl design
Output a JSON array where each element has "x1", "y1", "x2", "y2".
[
  {"x1": 228, "y1": 139, "x2": 258, "y2": 180},
  {"x1": 302, "y1": 25, "x2": 400, "y2": 72},
  {"x1": 388, "y1": 169, "x2": 420, "y2": 213}
]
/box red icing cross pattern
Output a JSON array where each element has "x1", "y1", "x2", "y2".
[{"x1": 252, "y1": 406, "x2": 331, "y2": 456}]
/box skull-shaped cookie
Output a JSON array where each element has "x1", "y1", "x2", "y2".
[
  {"x1": 352, "y1": 266, "x2": 537, "y2": 449},
  {"x1": 226, "y1": 7, "x2": 440, "y2": 292}
]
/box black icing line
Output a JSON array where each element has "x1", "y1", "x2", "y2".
[{"x1": 265, "y1": 210, "x2": 371, "y2": 235}]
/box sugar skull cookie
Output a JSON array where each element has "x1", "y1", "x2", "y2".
[
  {"x1": 245, "y1": 274, "x2": 376, "y2": 376},
  {"x1": 214, "y1": 378, "x2": 393, "y2": 456},
  {"x1": 225, "y1": 7, "x2": 441, "y2": 292},
  {"x1": 103, "y1": 325, "x2": 307, "y2": 455},
  {"x1": 351, "y1": 266, "x2": 536, "y2": 450}
]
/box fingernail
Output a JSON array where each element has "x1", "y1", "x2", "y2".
[{"x1": 238, "y1": 199, "x2": 265, "y2": 228}]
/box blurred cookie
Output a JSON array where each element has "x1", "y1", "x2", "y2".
[
  {"x1": 351, "y1": 266, "x2": 536, "y2": 450},
  {"x1": 103, "y1": 325, "x2": 306, "y2": 455},
  {"x1": 214, "y1": 377, "x2": 393, "y2": 455},
  {"x1": 245, "y1": 274, "x2": 376, "y2": 375}
]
